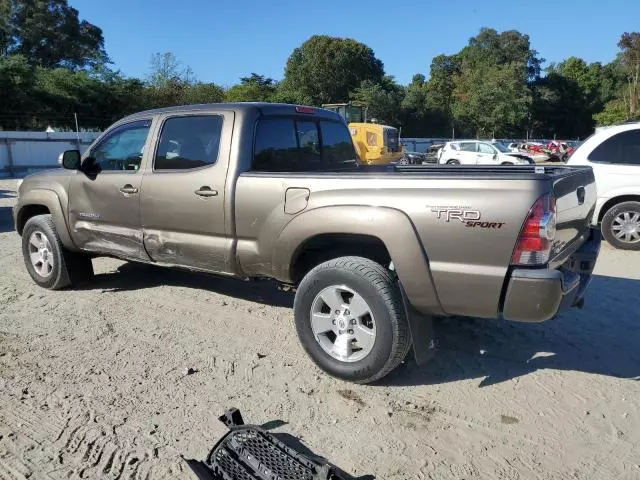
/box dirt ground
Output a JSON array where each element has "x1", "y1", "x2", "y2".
[{"x1": 1, "y1": 177, "x2": 639, "y2": 480}]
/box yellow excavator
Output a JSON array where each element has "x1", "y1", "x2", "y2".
[{"x1": 321, "y1": 102, "x2": 405, "y2": 165}]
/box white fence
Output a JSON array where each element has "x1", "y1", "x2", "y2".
[{"x1": 0, "y1": 131, "x2": 101, "y2": 178}]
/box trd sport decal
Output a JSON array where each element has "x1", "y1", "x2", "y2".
[{"x1": 430, "y1": 206, "x2": 505, "y2": 229}]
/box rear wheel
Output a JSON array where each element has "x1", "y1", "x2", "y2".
[
  {"x1": 602, "y1": 201, "x2": 640, "y2": 250},
  {"x1": 446, "y1": 159, "x2": 460, "y2": 165},
  {"x1": 294, "y1": 256, "x2": 411, "y2": 384},
  {"x1": 22, "y1": 214, "x2": 94, "y2": 289}
]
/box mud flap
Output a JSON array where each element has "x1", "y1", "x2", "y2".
[
  {"x1": 184, "y1": 408, "x2": 350, "y2": 480},
  {"x1": 399, "y1": 281, "x2": 436, "y2": 366}
]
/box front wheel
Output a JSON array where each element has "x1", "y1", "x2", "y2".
[
  {"x1": 293, "y1": 256, "x2": 411, "y2": 384},
  {"x1": 446, "y1": 159, "x2": 460, "y2": 165},
  {"x1": 602, "y1": 201, "x2": 640, "y2": 250},
  {"x1": 22, "y1": 214, "x2": 94, "y2": 289}
]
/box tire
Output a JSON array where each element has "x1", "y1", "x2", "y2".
[
  {"x1": 500, "y1": 161, "x2": 514, "y2": 165},
  {"x1": 398, "y1": 156, "x2": 408, "y2": 165},
  {"x1": 601, "y1": 201, "x2": 640, "y2": 250},
  {"x1": 294, "y1": 256, "x2": 411, "y2": 384},
  {"x1": 21, "y1": 214, "x2": 94, "y2": 289},
  {"x1": 446, "y1": 159, "x2": 460, "y2": 165}
]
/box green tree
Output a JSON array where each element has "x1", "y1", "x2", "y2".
[
  {"x1": 399, "y1": 73, "x2": 447, "y2": 137},
  {"x1": 530, "y1": 72, "x2": 589, "y2": 138},
  {"x1": 143, "y1": 52, "x2": 225, "y2": 109},
  {"x1": 423, "y1": 54, "x2": 458, "y2": 136},
  {"x1": 450, "y1": 29, "x2": 535, "y2": 137},
  {"x1": 425, "y1": 55, "x2": 456, "y2": 115},
  {"x1": 282, "y1": 35, "x2": 384, "y2": 105},
  {"x1": 0, "y1": 0, "x2": 10, "y2": 55},
  {"x1": 453, "y1": 62, "x2": 531, "y2": 138},
  {"x1": 594, "y1": 99, "x2": 628, "y2": 126},
  {"x1": 147, "y1": 51, "x2": 194, "y2": 87},
  {"x1": 0, "y1": 54, "x2": 36, "y2": 128},
  {"x1": 618, "y1": 32, "x2": 640, "y2": 118},
  {"x1": 183, "y1": 82, "x2": 224, "y2": 104},
  {"x1": 6, "y1": 0, "x2": 108, "y2": 69},
  {"x1": 225, "y1": 73, "x2": 276, "y2": 102},
  {"x1": 350, "y1": 76, "x2": 404, "y2": 126}
]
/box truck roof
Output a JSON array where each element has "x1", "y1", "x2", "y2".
[{"x1": 118, "y1": 102, "x2": 344, "y2": 124}]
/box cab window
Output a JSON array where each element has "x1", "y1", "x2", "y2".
[
  {"x1": 86, "y1": 120, "x2": 151, "y2": 172},
  {"x1": 155, "y1": 115, "x2": 223, "y2": 170}
]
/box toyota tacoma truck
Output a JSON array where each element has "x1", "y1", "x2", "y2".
[{"x1": 13, "y1": 103, "x2": 601, "y2": 384}]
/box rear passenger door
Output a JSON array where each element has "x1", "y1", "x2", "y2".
[
  {"x1": 140, "y1": 111, "x2": 235, "y2": 274},
  {"x1": 457, "y1": 142, "x2": 477, "y2": 164}
]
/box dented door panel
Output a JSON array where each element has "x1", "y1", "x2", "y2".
[
  {"x1": 67, "y1": 118, "x2": 155, "y2": 261},
  {"x1": 140, "y1": 111, "x2": 235, "y2": 274},
  {"x1": 68, "y1": 172, "x2": 149, "y2": 260}
]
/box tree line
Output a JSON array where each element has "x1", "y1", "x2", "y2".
[{"x1": 1, "y1": 0, "x2": 639, "y2": 138}]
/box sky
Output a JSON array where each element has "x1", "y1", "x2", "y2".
[{"x1": 70, "y1": 0, "x2": 640, "y2": 87}]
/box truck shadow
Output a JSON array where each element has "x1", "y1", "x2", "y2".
[
  {"x1": 81, "y1": 263, "x2": 640, "y2": 387},
  {"x1": 387, "y1": 274, "x2": 640, "y2": 387},
  {"x1": 0, "y1": 206, "x2": 14, "y2": 233},
  {"x1": 0, "y1": 188, "x2": 17, "y2": 233},
  {"x1": 82, "y1": 261, "x2": 294, "y2": 308},
  {"x1": 0, "y1": 188, "x2": 16, "y2": 199}
]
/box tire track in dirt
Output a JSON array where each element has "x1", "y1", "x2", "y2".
[{"x1": 0, "y1": 396, "x2": 192, "y2": 480}]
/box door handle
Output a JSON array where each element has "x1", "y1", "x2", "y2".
[
  {"x1": 194, "y1": 186, "x2": 218, "y2": 197},
  {"x1": 119, "y1": 184, "x2": 138, "y2": 194}
]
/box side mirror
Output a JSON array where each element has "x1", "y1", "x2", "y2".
[
  {"x1": 59, "y1": 150, "x2": 81, "y2": 170},
  {"x1": 493, "y1": 153, "x2": 498, "y2": 160}
]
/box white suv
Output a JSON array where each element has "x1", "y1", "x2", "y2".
[
  {"x1": 437, "y1": 140, "x2": 534, "y2": 165},
  {"x1": 567, "y1": 122, "x2": 640, "y2": 249}
]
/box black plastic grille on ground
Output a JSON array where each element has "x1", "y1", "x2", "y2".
[
  {"x1": 212, "y1": 447, "x2": 255, "y2": 480},
  {"x1": 209, "y1": 428, "x2": 316, "y2": 480}
]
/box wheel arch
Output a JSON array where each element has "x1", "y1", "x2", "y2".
[
  {"x1": 273, "y1": 206, "x2": 445, "y2": 315},
  {"x1": 15, "y1": 189, "x2": 76, "y2": 250},
  {"x1": 597, "y1": 195, "x2": 640, "y2": 223}
]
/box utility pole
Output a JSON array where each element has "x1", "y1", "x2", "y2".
[{"x1": 74, "y1": 113, "x2": 80, "y2": 149}]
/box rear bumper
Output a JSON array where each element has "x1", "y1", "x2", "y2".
[{"x1": 502, "y1": 228, "x2": 601, "y2": 323}]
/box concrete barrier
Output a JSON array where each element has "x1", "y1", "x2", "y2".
[{"x1": 0, "y1": 131, "x2": 101, "y2": 178}]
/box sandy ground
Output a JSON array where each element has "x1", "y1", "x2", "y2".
[{"x1": 0, "y1": 177, "x2": 639, "y2": 480}]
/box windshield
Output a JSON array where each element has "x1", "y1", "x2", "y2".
[{"x1": 493, "y1": 142, "x2": 510, "y2": 153}]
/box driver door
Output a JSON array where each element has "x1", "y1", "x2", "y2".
[{"x1": 68, "y1": 118, "x2": 154, "y2": 261}]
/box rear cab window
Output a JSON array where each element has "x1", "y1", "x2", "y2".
[{"x1": 253, "y1": 116, "x2": 357, "y2": 172}]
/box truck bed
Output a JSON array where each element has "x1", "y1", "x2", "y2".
[{"x1": 237, "y1": 164, "x2": 597, "y2": 318}]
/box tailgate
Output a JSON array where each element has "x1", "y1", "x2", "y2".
[{"x1": 549, "y1": 166, "x2": 597, "y2": 268}]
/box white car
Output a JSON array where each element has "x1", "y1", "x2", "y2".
[
  {"x1": 567, "y1": 121, "x2": 640, "y2": 250},
  {"x1": 437, "y1": 140, "x2": 535, "y2": 165}
]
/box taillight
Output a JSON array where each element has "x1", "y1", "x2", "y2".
[
  {"x1": 511, "y1": 193, "x2": 556, "y2": 266},
  {"x1": 295, "y1": 106, "x2": 315, "y2": 114}
]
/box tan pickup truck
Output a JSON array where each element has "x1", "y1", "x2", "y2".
[{"x1": 13, "y1": 103, "x2": 601, "y2": 383}]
